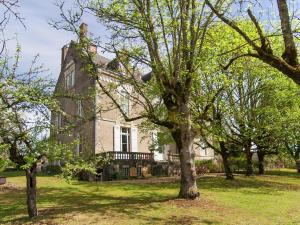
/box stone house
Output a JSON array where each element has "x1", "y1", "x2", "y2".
[{"x1": 51, "y1": 23, "x2": 214, "y2": 180}]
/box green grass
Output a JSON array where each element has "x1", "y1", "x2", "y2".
[{"x1": 0, "y1": 169, "x2": 300, "y2": 225}]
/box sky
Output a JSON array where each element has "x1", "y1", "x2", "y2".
[
  {"x1": 4, "y1": 0, "x2": 300, "y2": 81},
  {"x1": 5, "y1": 0, "x2": 111, "y2": 80}
]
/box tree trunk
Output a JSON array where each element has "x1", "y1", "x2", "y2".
[
  {"x1": 277, "y1": 0, "x2": 298, "y2": 66},
  {"x1": 257, "y1": 152, "x2": 265, "y2": 175},
  {"x1": 172, "y1": 126, "x2": 199, "y2": 200},
  {"x1": 245, "y1": 145, "x2": 254, "y2": 176},
  {"x1": 25, "y1": 163, "x2": 38, "y2": 218},
  {"x1": 220, "y1": 142, "x2": 234, "y2": 180},
  {"x1": 296, "y1": 161, "x2": 300, "y2": 173}
]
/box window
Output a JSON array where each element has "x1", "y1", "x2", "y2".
[
  {"x1": 120, "y1": 90, "x2": 129, "y2": 116},
  {"x1": 77, "y1": 100, "x2": 83, "y2": 116},
  {"x1": 120, "y1": 127, "x2": 130, "y2": 152},
  {"x1": 55, "y1": 113, "x2": 62, "y2": 128},
  {"x1": 137, "y1": 166, "x2": 142, "y2": 177},
  {"x1": 65, "y1": 70, "x2": 75, "y2": 89},
  {"x1": 122, "y1": 165, "x2": 129, "y2": 177},
  {"x1": 200, "y1": 148, "x2": 207, "y2": 156}
]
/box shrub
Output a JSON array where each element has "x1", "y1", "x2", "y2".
[
  {"x1": 228, "y1": 156, "x2": 247, "y2": 172},
  {"x1": 264, "y1": 154, "x2": 295, "y2": 169},
  {"x1": 195, "y1": 159, "x2": 223, "y2": 174},
  {"x1": 111, "y1": 172, "x2": 125, "y2": 180},
  {"x1": 44, "y1": 165, "x2": 62, "y2": 174},
  {"x1": 0, "y1": 158, "x2": 8, "y2": 172}
]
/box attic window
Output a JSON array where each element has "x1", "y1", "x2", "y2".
[
  {"x1": 56, "y1": 113, "x2": 62, "y2": 128},
  {"x1": 77, "y1": 100, "x2": 84, "y2": 117},
  {"x1": 65, "y1": 70, "x2": 75, "y2": 89}
]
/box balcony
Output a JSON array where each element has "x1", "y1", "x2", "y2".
[
  {"x1": 167, "y1": 153, "x2": 180, "y2": 162},
  {"x1": 100, "y1": 151, "x2": 154, "y2": 161}
]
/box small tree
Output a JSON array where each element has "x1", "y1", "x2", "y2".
[{"x1": 0, "y1": 47, "x2": 64, "y2": 217}]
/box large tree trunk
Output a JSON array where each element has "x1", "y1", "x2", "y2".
[
  {"x1": 257, "y1": 151, "x2": 265, "y2": 175},
  {"x1": 25, "y1": 163, "x2": 38, "y2": 218},
  {"x1": 220, "y1": 142, "x2": 234, "y2": 180},
  {"x1": 172, "y1": 125, "x2": 199, "y2": 200},
  {"x1": 245, "y1": 144, "x2": 254, "y2": 176},
  {"x1": 296, "y1": 161, "x2": 300, "y2": 173}
]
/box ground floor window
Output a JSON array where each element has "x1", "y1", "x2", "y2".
[
  {"x1": 137, "y1": 166, "x2": 142, "y2": 177},
  {"x1": 122, "y1": 165, "x2": 129, "y2": 177}
]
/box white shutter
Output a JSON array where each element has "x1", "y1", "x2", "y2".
[
  {"x1": 131, "y1": 127, "x2": 138, "y2": 152},
  {"x1": 152, "y1": 131, "x2": 163, "y2": 161},
  {"x1": 152, "y1": 130, "x2": 158, "y2": 144},
  {"x1": 113, "y1": 125, "x2": 120, "y2": 151}
]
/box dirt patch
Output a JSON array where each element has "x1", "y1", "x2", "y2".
[
  {"x1": 0, "y1": 182, "x2": 22, "y2": 192},
  {"x1": 164, "y1": 215, "x2": 199, "y2": 225},
  {"x1": 167, "y1": 197, "x2": 222, "y2": 210}
]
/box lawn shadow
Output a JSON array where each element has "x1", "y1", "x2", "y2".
[
  {"x1": 3, "y1": 183, "x2": 177, "y2": 224},
  {"x1": 198, "y1": 174, "x2": 300, "y2": 195},
  {"x1": 265, "y1": 170, "x2": 300, "y2": 178},
  {"x1": 2, "y1": 171, "x2": 300, "y2": 224}
]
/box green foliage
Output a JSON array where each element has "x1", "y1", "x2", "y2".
[
  {"x1": 0, "y1": 46, "x2": 65, "y2": 171},
  {"x1": 228, "y1": 156, "x2": 247, "y2": 173},
  {"x1": 44, "y1": 165, "x2": 62, "y2": 174},
  {"x1": 252, "y1": 153, "x2": 297, "y2": 172},
  {"x1": 195, "y1": 159, "x2": 223, "y2": 173},
  {"x1": 61, "y1": 154, "x2": 110, "y2": 182},
  {"x1": 0, "y1": 158, "x2": 9, "y2": 172},
  {"x1": 110, "y1": 171, "x2": 124, "y2": 180}
]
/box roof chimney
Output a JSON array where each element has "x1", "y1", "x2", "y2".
[
  {"x1": 61, "y1": 44, "x2": 69, "y2": 66},
  {"x1": 79, "y1": 23, "x2": 88, "y2": 42},
  {"x1": 79, "y1": 23, "x2": 97, "y2": 53}
]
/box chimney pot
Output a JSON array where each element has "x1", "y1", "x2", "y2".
[
  {"x1": 79, "y1": 23, "x2": 88, "y2": 41},
  {"x1": 61, "y1": 44, "x2": 69, "y2": 66}
]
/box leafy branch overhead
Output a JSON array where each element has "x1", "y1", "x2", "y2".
[{"x1": 205, "y1": 0, "x2": 300, "y2": 85}]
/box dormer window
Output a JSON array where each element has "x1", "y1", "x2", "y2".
[
  {"x1": 55, "y1": 112, "x2": 62, "y2": 128},
  {"x1": 77, "y1": 100, "x2": 84, "y2": 117},
  {"x1": 65, "y1": 70, "x2": 75, "y2": 89}
]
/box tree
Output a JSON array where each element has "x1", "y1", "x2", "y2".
[
  {"x1": 0, "y1": 47, "x2": 65, "y2": 217},
  {"x1": 199, "y1": 102, "x2": 237, "y2": 180},
  {"x1": 205, "y1": 0, "x2": 300, "y2": 85},
  {"x1": 214, "y1": 57, "x2": 287, "y2": 176},
  {"x1": 284, "y1": 129, "x2": 300, "y2": 173},
  {"x1": 52, "y1": 0, "x2": 229, "y2": 199},
  {"x1": 275, "y1": 78, "x2": 300, "y2": 173}
]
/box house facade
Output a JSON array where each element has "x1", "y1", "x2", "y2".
[{"x1": 51, "y1": 23, "x2": 214, "y2": 180}]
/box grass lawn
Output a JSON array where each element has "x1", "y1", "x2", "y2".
[{"x1": 0, "y1": 170, "x2": 300, "y2": 225}]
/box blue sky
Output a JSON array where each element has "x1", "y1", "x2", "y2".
[
  {"x1": 6, "y1": 0, "x2": 110, "y2": 80},
  {"x1": 5, "y1": 0, "x2": 299, "y2": 81}
]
